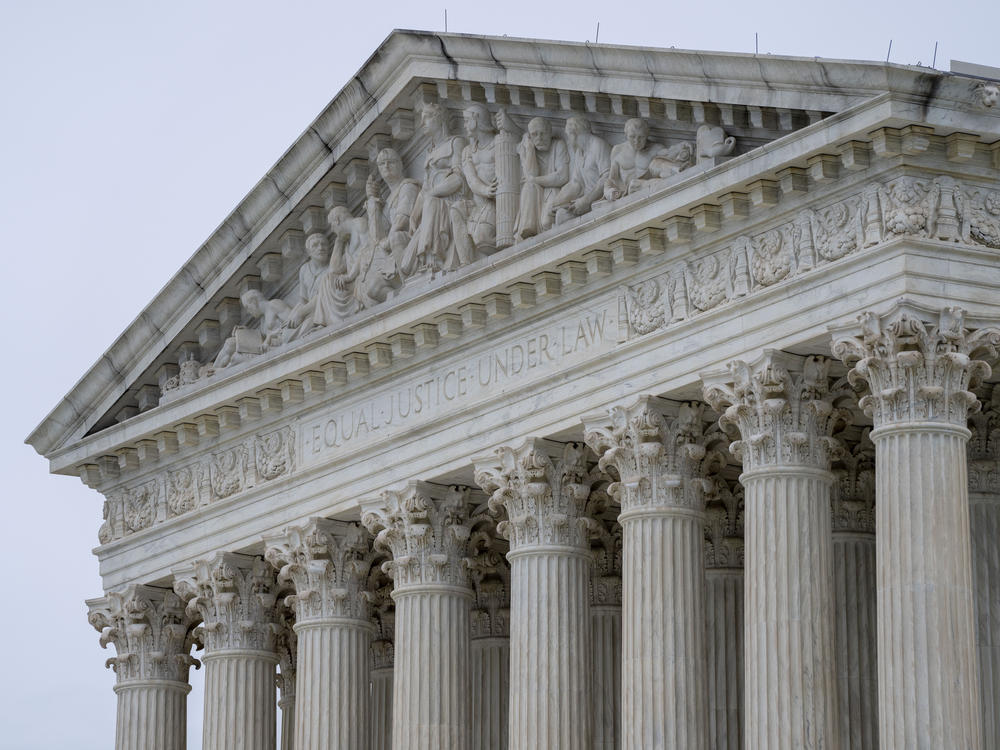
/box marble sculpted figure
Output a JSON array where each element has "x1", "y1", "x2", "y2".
[
  {"x1": 30, "y1": 31, "x2": 1000, "y2": 750},
  {"x1": 182, "y1": 100, "x2": 714, "y2": 382}
]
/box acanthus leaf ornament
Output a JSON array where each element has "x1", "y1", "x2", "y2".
[
  {"x1": 361, "y1": 481, "x2": 475, "y2": 590},
  {"x1": 474, "y1": 439, "x2": 595, "y2": 552},
  {"x1": 583, "y1": 396, "x2": 724, "y2": 516},
  {"x1": 173, "y1": 552, "x2": 281, "y2": 653},
  {"x1": 831, "y1": 429, "x2": 876, "y2": 533},
  {"x1": 87, "y1": 585, "x2": 200, "y2": 684},
  {"x1": 832, "y1": 303, "x2": 1000, "y2": 428},
  {"x1": 702, "y1": 351, "x2": 850, "y2": 471},
  {"x1": 263, "y1": 518, "x2": 375, "y2": 623},
  {"x1": 968, "y1": 383, "x2": 1000, "y2": 494}
]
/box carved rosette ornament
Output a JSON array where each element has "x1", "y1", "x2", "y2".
[
  {"x1": 474, "y1": 438, "x2": 595, "y2": 552},
  {"x1": 832, "y1": 304, "x2": 1000, "y2": 429},
  {"x1": 264, "y1": 518, "x2": 374, "y2": 623},
  {"x1": 88, "y1": 585, "x2": 200, "y2": 685},
  {"x1": 173, "y1": 552, "x2": 281, "y2": 653}
]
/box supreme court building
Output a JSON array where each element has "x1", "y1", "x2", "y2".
[{"x1": 27, "y1": 31, "x2": 1000, "y2": 750}]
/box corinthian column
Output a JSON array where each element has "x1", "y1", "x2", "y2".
[
  {"x1": 369, "y1": 567, "x2": 395, "y2": 750},
  {"x1": 174, "y1": 553, "x2": 281, "y2": 750},
  {"x1": 703, "y1": 477, "x2": 744, "y2": 750},
  {"x1": 88, "y1": 585, "x2": 199, "y2": 750},
  {"x1": 265, "y1": 519, "x2": 375, "y2": 750},
  {"x1": 274, "y1": 610, "x2": 296, "y2": 750},
  {"x1": 703, "y1": 351, "x2": 845, "y2": 750},
  {"x1": 969, "y1": 384, "x2": 1000, "y2": 747},
  {"x1": 467, "y1": 507, "x2": 510, "y2": 750},
  {"x1": 475, "y1": 439, "x2": 595, "y2": 750},
  {"x1": 587, "y1": 486, "x2": 622, "y2": 750},
  {"x1": 833, "y1": 303, "x2": 1000, "y2": 750},
  {"x1": 585, "y1": 397, "x2": 719, "y2": 750},
  {"x1": 831, "y1": 433, "x2": 878, "y2": 750},
  {"x1": 362, "y1": 482, "x2": 476, "y2": 750}
]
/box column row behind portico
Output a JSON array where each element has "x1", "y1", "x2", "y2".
[{"x1": 88, "y1": 302, "x2": 999, "y2": 750}]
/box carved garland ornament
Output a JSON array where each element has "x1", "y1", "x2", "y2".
[{"x1": 625, "y1": 176, "x2": 1000, "y2": 338}]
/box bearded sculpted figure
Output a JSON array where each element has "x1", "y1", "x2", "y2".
[
  {"x1": 308, "y1": 204, "x2": 369, "y2": 327},
  {"x1": 402, "y1": 101, "x2": 469, "y2": 275},
  {"x1": 288, "y1": 232, "x2": 331, "y2": 328},
  {"x1": 552, "y1": 115, "x2": 611, "y2": 224},
  {"x1": 513, "y1": 116, "x2": 569, "y2": 241}
]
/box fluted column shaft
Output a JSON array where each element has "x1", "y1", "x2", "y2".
[
  {"x1": 833, "y1": 531, "x2": 878, "y2": 750},
  {"x1": 591, "y1": 605, "x2": 621, "y2": 750},
  {"x1": 278, "y1": 693, "x2": 294, "y2": 750},
  {"x1": 294, "y1": 618, "x2": 373, "y2": 750},
  {"x1": 874, "y1": 425, "x2": 981, "y2": 749},
  {"x1": 114, "y1": 680, "x2": 189, "y2": 750},
  {"x1": 202, "y1": 650, "x2": 277, "y2": 750},
  {"x1": 471, "y1": 637, "x2": 509, "y2": 750},
  {"x1": 392, "y1": 585, "x2": 472, "y2": 750},
  {"x1": 622, "y1": 509, "x2": 708, "y2": 750},
  {"x1": 972, "y1": 492, "x2": 1000, "y2": 748},
  {"x1": 705, "y1": 568, "x2": 744, "y2": 750},
  {"x1": 508, "y1": 548, "x2": 592, "y2": 749},
  {"x1": 742, "y1": 468, "x2": 839, "y2": 750},
  {"x1": 371, "y1": 667, "x2": 393, "y2": 750}
]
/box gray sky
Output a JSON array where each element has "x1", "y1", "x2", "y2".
[{"x1": 3, "y1": 1, "x2": 997, "y2": 747}]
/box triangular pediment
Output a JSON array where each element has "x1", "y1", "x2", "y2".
[{"x1": 28, "y1": 30, "x2": 1000, "y2": 465}]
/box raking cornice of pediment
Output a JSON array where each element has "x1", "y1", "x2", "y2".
[{"x1": 26, "y1": 29, "x2": 1000, "y2": 464}]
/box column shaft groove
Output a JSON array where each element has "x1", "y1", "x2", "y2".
[{"x1": 202, "y1": 651, "x2": 277, "y2": 750}]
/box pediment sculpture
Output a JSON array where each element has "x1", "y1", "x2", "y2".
[{"x1": 171, "y1": 101, "x2": 738, "y2": 391}]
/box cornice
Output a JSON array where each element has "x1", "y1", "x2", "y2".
[{"x1": 27, "y1": 31, "x2": 1000, "y2": 459}]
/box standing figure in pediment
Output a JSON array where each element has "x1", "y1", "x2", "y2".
[
  {"x1": 288, "y1": 232, "x2": 331, "y2": 329},
  {"x1": 459, "y1": 103, "x2": 499, "y2": 257},
  {"x1": 353, "y1": 149, "x2": 417, "y2": 306},
  {"x1": 552, "y1": 115, "x2": 612, "y2": 225},
  {"x1": 309, "y1": 205, "x2": 368, "y2": 328},
  {"x1": 513, "y1": 116, "x2": 569, "y2": 241},
  {"x1": 402, "y1": 102, "x2": 469, "y2": 276}
]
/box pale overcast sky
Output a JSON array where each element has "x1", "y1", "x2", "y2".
[{"x1": 2, "y1": 1, "x2": 997, "y2": 747}]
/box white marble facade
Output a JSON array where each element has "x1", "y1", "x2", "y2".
[{"x1": 31, "y1": 31, "x2": 1000, "y2": 750}]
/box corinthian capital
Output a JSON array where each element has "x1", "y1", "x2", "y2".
[
  {"x1": 969, "y1": 383, "x2": 1000, "y2": 494},
  {"x1": 361, "y1": 481, "x2": 474, "y2": 590},
  {"x1": 474, "y1": 438, "x2": 595, "y2": 552},
  {"x1": 467, "y1": 503, "x2": 510, "y2": 638},
  {"x1": 832, "y1": 430, "x2": 876, "y2": 533},
  {"x1": 583, "y1": 396, "x2": 724, "y2": 514},
  {"x1": 264, "y1": 519, "x2": 374, "y2": 623},
  {"x1": 173, "y1": 552, "x2": 281, "y2": 653},
  {"x1": 87, "y1": 585, "x2": 200, "y2": 684},
  {"x1": 832, "y1": 302, "x2": 1000, "y2": 428},
  {"x1": 702, "y1": 350, "x2": 850, "y2": 471},
  {"x1": 703, "y1": 477, "x2": 744, "y2": 569}
]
